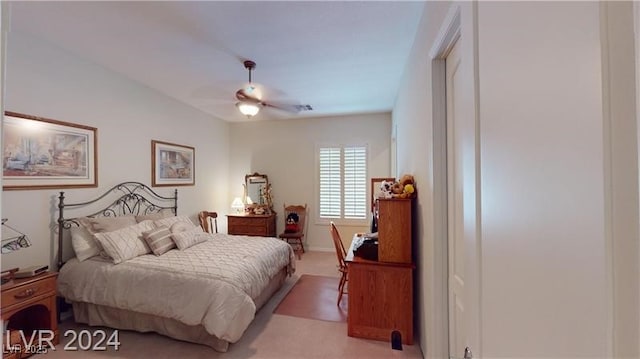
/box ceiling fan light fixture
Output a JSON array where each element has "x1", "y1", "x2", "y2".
[{"x1": 236, "y1": 101, "x2": 260, "y2": 117}]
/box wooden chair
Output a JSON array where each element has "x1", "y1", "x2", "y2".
[
  {"x1": 330, "y1": 221, "x2": 348, "y2": 306},
  {"x1": 198, "y1": 211, "x2": 218, "y2": 233},
  {"x1": 278, "y1": 204, "x2": 307, "y2": 259}
]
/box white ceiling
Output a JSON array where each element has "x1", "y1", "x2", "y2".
[{"x1": 8, "y1": 1, "x2": 425, "y2": 122}]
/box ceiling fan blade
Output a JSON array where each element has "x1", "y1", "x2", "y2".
[
  {"x1": 263, "y1": 101, "x2": 313, "y2": 113},
  {"x1": 235, "y1": 89, "x2": 261, "y2": 103},
  {"x1": 233, "y1": 60, "x2": 311, "y2": 116}
]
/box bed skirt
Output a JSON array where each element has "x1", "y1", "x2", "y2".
[{"x1": 70, "y1": 266, "x2": 288, "y2": 352}]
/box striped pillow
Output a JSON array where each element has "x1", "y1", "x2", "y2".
[{"x1": 143, "y1": 226, "x2": 176, "y2": 256}]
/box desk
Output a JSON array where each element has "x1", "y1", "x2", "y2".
[{"x1": 346, "y1": 234, "x2": 414, "y2": 345}]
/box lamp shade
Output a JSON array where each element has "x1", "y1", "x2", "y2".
[
  {"x1": 231, "y1": 197, "x2": 244, "y2": 213},
  {"x1": 236, "y1": 101, "x2": 260, "y2": 117},
  {"x1": 1, "y1": 219, "x2": 32, "y2": 254}
]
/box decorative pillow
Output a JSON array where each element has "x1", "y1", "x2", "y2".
[
  {"x1": 135, "y1": 210, "x2": 173, "y2": 223},
  {"x1": 78, "y1": 216, "x2": 137, "y2": 234},
  {"x1": 142, "y1": 226, "x2": 176, "y2": 256},
  {"x1": 154, "y1": 215, "x2": 194, "y2": 229},
  {"x1": 285, "y1": 223, "x2": 299, "y2": 233},
  {"x1": 94, "y1": 220, "x2": 155, "y2": 264},
  {"x1": 70, "y1": 226, "x2": 101, "y2": 261},
  {"x1": 170, "y1": 221, "x2": 196, "y2": 234},
  {"x1": 172, "y1": 226, "x2": 207, "y2": 250}
]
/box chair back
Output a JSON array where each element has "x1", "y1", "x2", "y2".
[
  {"x1": 283, "y1": 204, "x2": 307, "y2": 236},
  {"x1": 330, "y1": 222, "x2": 347, "y2": 269},
  {"x1": 198, "y1": 211, "x2": 218, "y2": 233}
]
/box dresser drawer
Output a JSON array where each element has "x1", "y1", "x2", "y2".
[
  {"x1": 1, "y1": 275, "x2": 56, "y2": 309},
  {"x1": 230, "y1": 216, "x2": 266, "y2": 227},
  {"x1": 230, "y1": 225, "x2": 267, "y2": 236},
  {"x1": 227, "y1": 214, "x2": 276, "y2": 237}
]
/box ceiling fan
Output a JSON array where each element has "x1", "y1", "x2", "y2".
[{"x1": 235, "y1": 60, "x2": 313, "y2": 118}]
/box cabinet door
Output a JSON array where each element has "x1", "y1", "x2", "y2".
[
  {"x1": 347, "y1": 262, "x2": 413, "y2": 344},
  {"x1": 377, "y1": 199, "x2": 412, "y2": 263}
]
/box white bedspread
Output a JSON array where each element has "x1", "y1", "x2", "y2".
[{"x1": 57, "y1": 233, "x2": 295, "y2": 343}]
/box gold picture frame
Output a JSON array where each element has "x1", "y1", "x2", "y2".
[
  {"x1": 151, "y1": 140, "x2": 195, "y2": 187},
  {"x1": 2, "y1": 111, "x2": 98, "y2": 190}
]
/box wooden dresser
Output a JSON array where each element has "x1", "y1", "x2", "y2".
[
  {"x1": 346, "y1": 198, "x2": 414, "y2": 345},
  {"x1": 227, "y1": 213, "x2": 276, "y2": 237},
  {"x1": 1, "y1": 272, "x2": 59, "y2": 358}
]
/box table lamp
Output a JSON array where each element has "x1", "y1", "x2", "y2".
[
  {"x1": 1, "y1": 218, "x2": 32, "y2": 254},
  {"x1": 231, "y1": 197, "x2": 245, "y2": 214}
]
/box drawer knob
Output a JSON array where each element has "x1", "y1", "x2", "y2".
[{"x1": 14, "y1": 287, "x2": 37, "y2": 299}]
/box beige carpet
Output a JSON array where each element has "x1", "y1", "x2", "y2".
[
  {"x1": 273, "y1": 274, "x2": 348, "y2": 322},
  {"x1": 41, "y1": 251, "x2": 423, "y2": 358}
]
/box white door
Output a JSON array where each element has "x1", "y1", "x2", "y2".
[{"x1": 446, "y1": 37, "x2": 479, "y2": 359}]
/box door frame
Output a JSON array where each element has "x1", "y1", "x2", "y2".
[
  {"x1": 429, "y1": 3, "x2": 482, "y2": 358},
  {"x1": 429, "y1": 4, "x2": 459, "y2": 358}
]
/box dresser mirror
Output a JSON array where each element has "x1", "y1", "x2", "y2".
[{"x1": 244, "y1": 172, "x2": 273, "y2": 214}]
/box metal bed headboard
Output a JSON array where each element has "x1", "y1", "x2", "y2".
[{"x1": 56, "y1": 181, "x2": 177, "y2": 269}]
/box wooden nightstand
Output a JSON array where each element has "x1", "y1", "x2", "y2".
[
  {"x1": 227, "y1": 214, "x2": 276, "y2": 237},
  {"x1": 1, "y1": 272, "x2": 59, "y2": 358}
]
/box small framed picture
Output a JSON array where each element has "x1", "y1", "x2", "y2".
[
  {"x1": 151, "y1": 140, "x2": 195, "y2": 187},
  {"x1": 3, "y1": 111, "x2": 98, "y2": 190}
]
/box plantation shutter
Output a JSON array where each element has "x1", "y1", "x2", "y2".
[
  {"x1": 319, "y1": 145, "x2": 367, "y2": 220},
  {"x1": 343, "y1": 146, "x2": 367, "y2": 219},
  {"x1": 319, "y1": 147, "x2": 341, "y2": 218}
]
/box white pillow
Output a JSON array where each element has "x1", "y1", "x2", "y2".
[
  {"x1": 172, "y1": 226, "x2": 207, "y2": 250},
  {"x1": 154, "y1": 215, "x2": 195, "y2": 228},
  {"x1": 70, "y1": 226, "x2": 101, "y2": 261},
  {"x1": 94, "y1": 220, "x2": 155, "y2": 264},
  {"x1": 170, "y1": 221, "x2": 196, "y2": 234},
  {"x1": 135, "y1": 210, "x2": 173, "y2": 223},
  {"x1": 78, "y1": 216, "x2": 137, "y2": 234}
]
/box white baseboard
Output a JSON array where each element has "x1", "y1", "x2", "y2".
[{"x1": 306, "y1": 246, "x2": 334, "y2": 253}]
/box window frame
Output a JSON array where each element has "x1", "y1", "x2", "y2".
[{"x1": 315, "y1": 143, "x2": 369, "y2": 226}]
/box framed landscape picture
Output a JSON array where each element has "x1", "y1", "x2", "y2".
[
  {"x1": 3, "y1": 111, "x2": 98, "y2": 190},
  {"x1": 151, "y1": 140, "x2": 195, "y2": 187}
]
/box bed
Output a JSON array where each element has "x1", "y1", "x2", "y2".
[{"x1": 55, "y1": 182, "x2": 295, "y2": 352}]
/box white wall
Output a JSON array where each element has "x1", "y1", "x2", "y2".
[
  {"x1": 229, "y1": 113, "x2": 391, "y2": 251},
  {"x1": 395, "y1": 1, "x2": 639, "y2": 358},
  {"x1": 478, "y1": 2, "x2": 608, "y2": 356},
  {"x1": 1, "y1": 31, "x2": 230, "y2": 271},
  {"x1": 393, "y1": 1, "x2": 452, "y2": 357}
]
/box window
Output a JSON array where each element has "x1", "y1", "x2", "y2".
[{"x1": 318, "y1": 145, "x2": 367, "y2": 221}]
